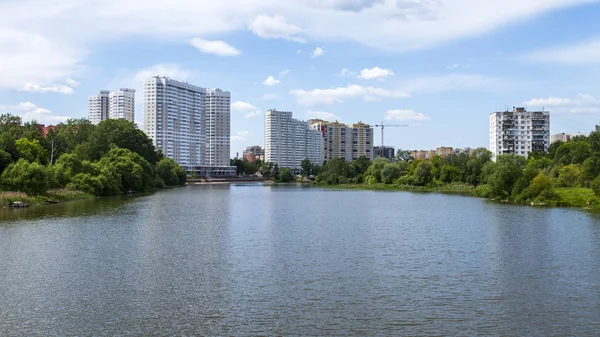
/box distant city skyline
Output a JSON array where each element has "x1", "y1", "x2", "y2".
[{"x1": 1, "y1": 1, "x2": 600, "y2": 158}]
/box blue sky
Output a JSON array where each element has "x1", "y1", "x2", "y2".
[{"x1": 1, "y1": 0, "x2": 600, "y2": 158}]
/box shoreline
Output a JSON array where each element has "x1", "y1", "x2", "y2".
[{"x1": 316, "y1": 183, "x2": 600, "y2": 211}]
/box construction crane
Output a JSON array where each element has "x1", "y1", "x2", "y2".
[{"x1": 373, "y1": 121, "x2": 409, "y2": 157}]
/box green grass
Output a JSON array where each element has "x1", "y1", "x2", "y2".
[
  {"x1": 320, "y1": 183, "x2": 475, "y2": 195},
  {"x1": 553, "y1": 187, "x2": 600, "y2": 209},
  {"x1": 0, "y1": 189, "x2": 94, "y2": 207}
]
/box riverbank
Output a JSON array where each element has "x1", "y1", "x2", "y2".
[
  {"x1": 0, "y1": 189, "x2": 94, "y2": 208},
  {"x1": 318, "y1": 183, "x2": 600, "y2": 210}
]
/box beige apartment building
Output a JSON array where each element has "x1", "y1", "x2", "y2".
[{"x1": 309, "y1": 119, "x2": 374, "y2": 163}]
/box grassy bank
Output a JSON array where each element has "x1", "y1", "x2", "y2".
[
  {"x1": 0, "y1": 189, "x2": 94, "y2": 207},
  {"x1": 319, "y1": 183, "x2": 476, "y2": 194},
  {"x1": 317, "y1": 183, "x2": 600, "y2": 210}
]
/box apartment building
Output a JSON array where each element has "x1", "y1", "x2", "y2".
[
  {"x1": 265, "y1": 110, "x2": 322, "y2": 170},
  {"x1": 88, "y1": 90, "x2": 110, "y2": 125},
  {"x1": 89, "y1": 89, "x2": 135, "y2": 124},
  {"x1": 309, "y1": 119, "x2": 374, "y2": 162},
  {"x1": 143, "y1": 76, "x2": 231, "y2": 169},
  {"x1": 489, "y1": 107, "x2": 550, "y2": 160},
  {"x1": 550, "y1": 132, "x2": 589, "y2": 144},
  {"x1": 374, "y1": 146, "x2": 395, "y2": 161},
  {"x1": 410, "y1": 147, "x2": 455, "y2": 160},
  {"x1": 108, "y1": 89, "x2": 136, "y2": 122},
  {"x1": 243, "y1": 146, "x2": 265, "y2": 163}
]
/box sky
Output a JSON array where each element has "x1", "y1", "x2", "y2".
[{"x1": 1, "y1": 0, "x2": 600, "y2": 158}]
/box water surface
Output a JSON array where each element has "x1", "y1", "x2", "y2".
[{"x1": 1, "y1": 184, "x2": 599, "y2": 335}]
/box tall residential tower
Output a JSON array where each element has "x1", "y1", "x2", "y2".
[
  {"x1": 89, "y1": 88, "x2": 135, "y2": 124},
  {"x1": 489, "y1": 107, "x2": 550, "y2": 160},
  {"x1": 309, "y1": 119, "x2": 374, "y2": 162},
  {"x1": 265, "y1": 109, "x2": 322, "y2": 170},
  {"x1": 143, "y1": 76, "x2": 230, "y2": 169}
]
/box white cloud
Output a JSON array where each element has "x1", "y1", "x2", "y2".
[
  {"x1": 262, "y1": 76, "x2": 280, "y2": 86},
  {"x1": 306, "y1": 110, "x2": 341, "y2": 121},
  {"x1": 310, "y1": 47, "x2": 325, "y2": 58},
  {"x1": 358, "y1": 67, "x2": 395, "y2": 80},
  {"x1": 303, "y1": 0, "x2": 385, "y2": 12},
  {"x1": 385, "y1": 109, "x2": 430, "y2": 122},
  {"x1": 65, "y1": 78, "x2": 80, "y2": 87},
  {"x1": 523, "y1": 94, "x2": 600, "y2": 114},
  {"x1": 232, "y1": 131, "x2": 253, "y2": 142},
  {"x1": 401, "y1": 74, "x2": 513, "y2": 93},
  {"x1": 0, "y1": 102, "x2": 70, "y2": 124},
  {"x1": 231, "y1": 101, "x2": 262, "y2": 119},
  {"x1": 297, "y1": 50, "x2": 303, "y2": 54},
  {"x1": 290, "y1": 84, "x2": 410, "y2": 106},
  {"x1": 0, "y1": 29, "x2": 82, "y2": 90},
  {"x1": 134, "y1": 64, "x2": 191, "y2": 84},
  {"x1": 19, "y1": 82, "x2": 74, "y2": 94},
  {"x1": 190, "y1": 38, "x2": 241, "y2": 56},
  {"x1": 261, "y1": 93, "x2": 277, "y2": 100},
  {"x1": 525, "y1": 37, "x2": 600, "y2": 65},
  {"x1": 339, "y1": 68, "x2": 356, "y2": 76},
  {"x1": 451, "y1": 64, "x2": 460, "y2": 69},
  {"x1": 249, "y1": 15, "x2": 305, "y2": 43},
  {"x1": 279, "y1": 69, "x2": 291, "y2": 76}
]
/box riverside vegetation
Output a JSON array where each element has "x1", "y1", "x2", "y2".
[
  {"x1": 0, "y1": 114, "x2": 186, "y2": 205},
  {"x1": 308, "y1": 125, "x2": 600, "y2": 209}
]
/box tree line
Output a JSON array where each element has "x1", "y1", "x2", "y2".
[
  {"x1": 0, "y1": 114, "x2": 186, "y2": 197},
  {"x1": 311, "y1": 125, "x2": 600, "y2": 204}
]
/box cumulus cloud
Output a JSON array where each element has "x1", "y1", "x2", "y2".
[
  {"x1": 523, "y1": 94, "x2": 600, "y2": 114},
  {"x1": 231, "y1": 101, "x2": 262, "y2": 118},
  {"x1": 524, "y1": 37, "x2": 600, "y2": 65},
  {"x1": 20, "y1": 82, "x2": 74, "y2": 94},
  {"x1": 358, "y1": 67, "x2": 395, "y2": 80},
  {"x1": 303, "y1": 0, "x2": 385, "y2": 12},
  {"x1": 279, "y1": 69, "x2": 291, "y2": 76},
  {"x1": 310, "y1": 47, "x2": 325, "y2": 58},
  {"x1": 384, "y1": 109, "x2": 430, "y2": 122},
  {"x1": 262, "y1": 76, "x2": 280, "y2": 86},
  {"x1": 306, "y1": 110, "x2": 341, "y2": 121},
  {"x1": 290, "y1": 84, "x2": 409, "y2": 106},
  {"x1": 190, "y1": 38, "x2": 241, "y2": 56},
  {"x1": 231, "y1": 131, "x2": 253, "y2": 142},
  {"x1": 65, "y1": 78, "x2": 80, "y2": 87},
  {"x1": 134, "y1": 64, "x2": 191, "y2": 83},
  {"x1": 0, "y1": 102, "x2": 70, "y2": 124},
  {"x1": 249, "y1": 15, "x2": 305, "y2": 43}
]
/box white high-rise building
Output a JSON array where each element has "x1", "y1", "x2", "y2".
[
  {"x1": 109, "y1": 88, "x2": 136, "y2": 123},
  {"x1": 89, "y1": 88, "x2": 135, "y2": 124},
  {"x1": 265, "y1": 109, "x2": 322, "y2": 170},
  {"x1": 88, "y1": 90, "x2": 110, "y2": 125},
  {"x1": 143, "y1": 76, "x2": 231, "y2": 169},
  {"x1": 489, "y1": 107, "x2": 550, "y2": 160}
]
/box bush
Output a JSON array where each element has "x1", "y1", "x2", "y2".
[
  {"x1": 556, "y1": 164, "x2": 581, "y2": 187},
  {"x1": 381, "y1": 163, "x2": 401, "y2": 184},
  {"x1": 0, "y1": 159, "x2": 48, "y2": 195},
  {"x1": 592, "y1": 175, "x2": 600, "y2": 196},
  {"x1": 279, "y1": 168, "x2": 295, "y2": 182}
]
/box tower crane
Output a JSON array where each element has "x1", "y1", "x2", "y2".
[{"x1": 373, "y1": 121, "x2": 409, "y2": 157}]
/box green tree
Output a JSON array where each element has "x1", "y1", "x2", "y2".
[
  {"x1": 0, "y1": 149, "x2": 13, "y2": 175},
  {"x1": 556, "y1": 164, "x2": 581, "y2": 187},
  {"x1": 279, "y1": 168, "x2": 295, "y2": 182},
  {"x1": 16, "y1": 138, "x2": 47, "y2": 163},
  {"x1": 381, "y1": 163, "x2": 401, "y2": 184},
  {"x1": 86, "y1": 119, "x2": 158, "y2": 163},
  {"x1": 413, "y1": 160, "x2": 433, "y2": 186},
  {"x1": 592, "y1": 175, "x2": 600, "y2": 196},
  {"x1": 440, "y1": 165, "x2": 458, "y2": 183},
  {"x1": 396, "y1": 149, "x2": 411, "y2": 162},
  {"x1": 364, "y1": 157, "x2": 389, "y2": 183},
  {"x1": 156, "y1": 157, "x2": 187, "y2": 185},
  {"x1": 97, "y1": 147, "x2": 153, "y2": 192},
  {"x1": 486, "y1": 155, "x2": 527, "y2": 197},
  {"x1": 466, "y1": 148, "x2": 492, "y2": 185},
  {"x1": 301, "y1": 158, "x2": 313, "y2": 177},
  {"x1": 0, "y1": 159, "x2": 48, "y2": 195}
]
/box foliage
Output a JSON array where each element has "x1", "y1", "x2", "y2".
[
  {"x1": 279, "y1": 168, "x2": 296, "y2": 182},
  {"x1": 592, "y1": 175, "x2": 600, "y2": 197},
  {"x1": 556, "y1": 164, "x2": 581, "y2": 187},
  {"x1": 381, "y1": 163, "x2": 401, "y2": 184},
  {"x1": 0, "y1": 113, "x2": 187, "y2": 198}
]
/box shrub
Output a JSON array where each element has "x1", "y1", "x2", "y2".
[{"x1": 592, "y1": 175, "x2": 600, "y2": 196}]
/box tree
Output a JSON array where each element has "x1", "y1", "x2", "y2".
[
  {"x1": 0, "y1": 159, "x2": 48, "y2": 195},
  {"x1": 301, "y1": 158, "x2": 313, "y2": 177},
  {"x1": 413, "y1": 161, "x2": 433, "y2": 186},
  {"x1": 86, "y1": 119, "x2": 158, "y2": 163},
  {"x1": 364, "y1": 158, "x2": 389, "y2": 183},
  {"x1": 97, "y1": 147, "x2": 153, "y2": 192},
  {"x1": 396, "y1": 149, "x2": 411, "y2": 162},
  {"x1": 279, "y1": 168, "x2": 295, "y2": 182},
  {"x1": 486, "y1": 154, "x2": 527, "y2": 197},
  {"x1": 351, "y1": 155, "x2": 370, "y2": 177},
  {"x1": 440, "y1": 165, "x2": 458, "y2": 183},
  {"x1": 556, "y1": 164, "x2": 581, "y2": 187},
  {"x1": 16, "y1": 138, "x2": 47, "y2": 164},
  {"x1": 156, "y1": 157, "x2": 187, "y2": 185},
  {"x1": 592, "y1": 175, "x2": 600, "y2": 196},
  {"x1": 0, "y1": 150, "x2": 13, "y2": 175},
  {"x1": 381, "y1": 163, "x2": 401, "y2": 184}
]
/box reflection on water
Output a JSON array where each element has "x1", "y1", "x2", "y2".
[{"x1": 1, "y1": 185, "x2": 600, "y2": 335}]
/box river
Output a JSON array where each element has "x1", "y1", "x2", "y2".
[{"x1": 1, "y1": 184, "x2": 600, "y2": 335}]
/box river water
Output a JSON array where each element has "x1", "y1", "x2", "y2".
[{"x1": 1, "y1": 184, "x2": 600, "y2": 335}]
